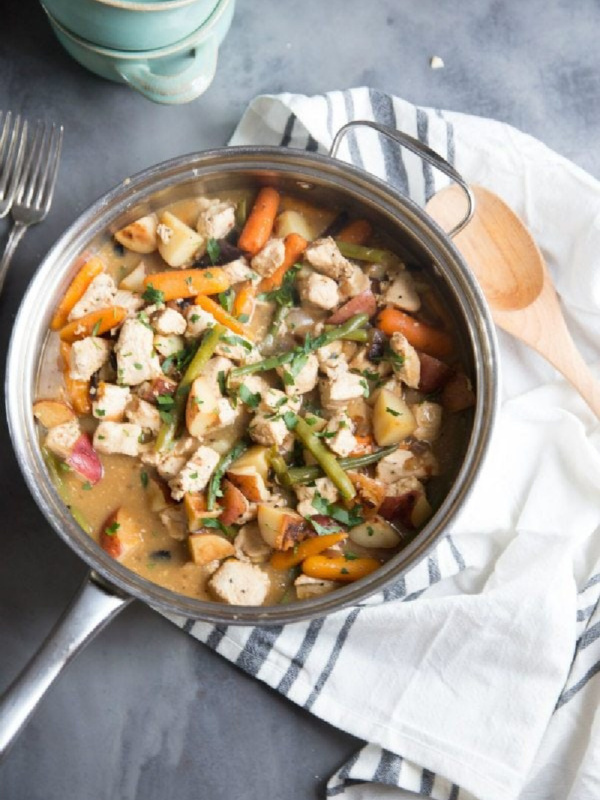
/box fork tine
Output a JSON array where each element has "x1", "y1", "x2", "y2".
[
  {"x1": 0, "y1": 111, "x2": 11, "y2": 163},
  {"x1": 0, "y1": 115, "x2": 23, "y2": 199},
  {"x1": 21, "y1": 121, "x2": 48, "y2": 208},
  {"x1": 5, "y1": 120, "x2": 29, "y2": 201},
  {"x1": 38, "y1": 125, "x2": 63, "y2": 213}
]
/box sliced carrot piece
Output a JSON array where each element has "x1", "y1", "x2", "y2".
[
  {"x1": 232, "y1": 281, "x2": 256, "y2": 319},
  {"x1": 336, "y1": 219, "x2": 373, "y2": 245},
  {"x1": 59, "y1": 342, "x2": 91, "y2": 414},
  {"x1": 270, "y1": 532, "x2": 348, "y2": 571},
  {"x1": 50, "y1": 256, "x2": 105, "y2": 331},
  {"x1": 193, "y1": 295, "x2": 253, "y2": 340},
  {"x1": 142, "y1": 268, "x2": 229, "y2": 302},
  {"x1": 238, "y1": 187, "x2": 280, "y2": 255},
  {"x1": 59, "y1": 306, "x2": 128, "y2": 343},
  {"x1": 377, "y1": 307, "x2": 454, "y2": 358},
  {"x1": 302, "y1": 554, "x2": 381, "y2": 582},
  {"x1": 258, "y1": 232, "x2": 308, "y2": 293}
]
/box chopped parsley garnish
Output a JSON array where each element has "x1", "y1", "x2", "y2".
[
  {"x1": 282, "y1": 411, "x2": 298, "y2": 430},
  {"x1": 311, "y1": 492, "x2": 364, "y2": 527},
  {"x1": 134, "y1": 362, "x2": 143, "y2": 370},
  {"x1": 386, "y1": 406, "x2": 401, "y2": 417},
  {"x1": 156, "y1": 394, "x2": 175, "y2": 410},
  {"x1": 238, "y1": 385, "x2": 261, "y2": 409},
  {"x1": 91, "y1": 321, "x2": 101, "y2": 336},
  {"x1": 190, "y1": 313, "x2": 200, "y2": 323},
  {"x1": 142, "y1": 283, "x2": 165, "y2": 305},
  {"x1": 344, "y1": 551, "x2": 359, "y2": 561},
  {"x1": 218, "y1": 288, "x2": 234, "y2": 312},
  {"x1": 199, "y1": 517, "x2": 236, "y2": 539},
  {"x1": 309, "y1": 516, "x2": 344, "y2": 536},
  {"x1": 217, "y1": 370, "x2": 227, "y2": 396},
  {"x1": 95, "y1": 409, "x2": 106, "y2": 417},
  {"x1": 237, "y1": 313, "x2": 250, "y2": 323},
  {"x1": 222, "y1": 333, "x2": 252, "y2": 351},
  {"x1": 206, "y1": 238, "x2": 221, "y2": 265},
  {"x1": 140, "y1": 471, "x2": 149, "y2": 489},
  {"x1": 104, "y1": 521, "x2": 120, "y2": 536},
  {"x1": 82, "y1": 481, "x2": 92, "y2": 491},
  {"x1": 258, "y1": 264, "x2": 301, "y2": 307},
  {"x1": 185, "y1": 276, "x2": 193, "y2": 287},
  {"x1": 340, "y1": 567, "x2": 350, "y2": 575},
  {"x1": 158, "y1": 409, "x2": 174, "y2": 424}
]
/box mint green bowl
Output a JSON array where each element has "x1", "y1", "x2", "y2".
[
  {"x1": 40, "y1": 0, "x2": 220, "y2": 51},
  {"x1": 42, "y1": 0, "x2": 235, "y2": 105}
]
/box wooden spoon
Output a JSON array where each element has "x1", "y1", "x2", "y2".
[{"x1": 426, "y1": 184, "x2": 600, "y2": 418}]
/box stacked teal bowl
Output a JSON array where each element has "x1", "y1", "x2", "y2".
[{"x1": 41, "y1": 0, "x2": 235, "y2": 104}]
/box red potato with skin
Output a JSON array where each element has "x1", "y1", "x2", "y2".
[
  {"x1": 67, "y1": 434, "x2": 103, "y2": 485},
  {"x1": 418, "y1": 352, "x2": 453, "y2": 394},
  {"x1": 218, "y1": 480, "x2": 249, "y2": 525},
  {"x1": 327, "y1": 290, "x2": 377, "y2": 324}
]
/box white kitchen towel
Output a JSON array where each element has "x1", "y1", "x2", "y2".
[{"x1": 164, "y1": 89, "x2": 600, "y2": 800}]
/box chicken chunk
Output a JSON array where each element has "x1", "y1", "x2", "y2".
[
  {"x1": 125, "y1": 396, "x2": 161, "y2": 435},
  {"x1": 153, "y1": 334, "x2": 184, "y2": 358},
  {"x1": 277, "y1": 352, "x2": 318, "y2": 396},
  {"x1": 141, "y1": 436, "x2": 199, "y2": 480},
  {"x1": 376, "y1": 447, "x2": 439, "y2": 483},
  {"x1": 383, "y1": 272, "x2": 421, "y2": 312},
  {"x1": 208, "y1": 559, "x2": 270, "y2": 606},
  {"x1": 234, "y1": 523, "x2": 272, "y2": 564},
  {"x1": 45, "y1": 419, "x2": 81, "y2": 460},
  {"x1": 92, "y1": 382, "x2": 131, "y2": 422},
  {"x1": 168, "y1": 445, "x2": 220, "y2": 501},
  {"x1": 316, "y1": 341, "x2": 348, "y2": 378},
  {"x1": 304, "y1": 237, "x2": 354, "y2": 281},
  {"x1": 249, "y1": 413, "x2": 292, "y2": 449},
  {"x1": 412, "y1": 401, "x2": 443, "y2": 442},
  {"x1": 339, "y1": 263, "x2": 371, "y2": 300},
  {"x1": 295, "y1": 477, "x2": 339, "y2": 518},
  {"x1": 319, "y1": 369, "x2": 366, "y2": 409},
  {"x1": 184, "y1": 305, "x2": 216, "y2": 338},
  {"x1": 112, "y1": 289, "x2": 144, "y2": 317},
  {"x1": 250, "y1": 238, "x2": 285, "y2": 277},
  {"x1": 152, "y1": 307, "x2": 187, "y2": 336},
  {"x1": 221, "y1": 258, "x2": 258, "y2": 286},
  {"x1": 68, "y1": 273, "x2": 116, "y2": 320},
  {"x1": 196, "y1": 200, "x2": 236, "y2": 241},
  {"x1": 69, "y1": 337, "x2": 112, "y2": 382},
  {"x1": 298, "y1": 272, "x2": 340, "y2": 310},
  {"x1": 324, "y1": 412, "x2": 357, "y2": 457},
  {"x1": 260, "y1": 387, "x2": 301, "y2": 414},
  {"x1": 294, "y1": 575, "x2": 340, "y2": 600},
  {"x1": 93, "y1": 421, "x2": 143, "y2": 457},
  {"x1": 389, "y1": 332, "x2": 421, "y2": 389},
  {"x1": 215, "y1": 334, "x2": 255, "y2": 362},
  {"x1": 115, "y1": 318, "x2": 161, "y2": 386}
]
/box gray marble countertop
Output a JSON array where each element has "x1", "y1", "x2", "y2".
[{"x1": 1, "y1": 1, "x2": 599, "y2": 798}]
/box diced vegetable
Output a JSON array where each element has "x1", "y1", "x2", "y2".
[
  {"x1": 99, "y1": 508, "x2": 142, "y2": 560},
  {"x1": 257, "y1": 505, "x2": 310, "y2": 550},
  {"x1": 327, "y1": 290, "x2": 377, "y2": 324},
  {"x1": 377, "y1": 307, "x2": 453, "y2": 358},
  {"x1": 119, "y1": 261, "x2": 147, "y2": 293},
  {"x1": 184, "y1": 492, "x2": 213, "y2": 532},
  {"x1": 418, "y1": 351, "x2": 453, "y2": 393},
  {"x1": 348, "y1": 516, "x2": 401, "y2": 548},
  {"x1": 157, "y1": 211, "x2": 204, "y2": 267},
  {"x1": 114, "y1": 214, "x2": 158, "y2": 254},
  {"x1": 59, "y1": 306, "x2": 127, "y2": 343},
  {"x1": 67, "y1": 434, "x2": 103, "y2": 485},
  {"x1": 336, "y1": 219, "x2": 373, "y2": 245},
  {"x1": 302, "y1": 554, "x2": 380, "y2": 582},
  {"x1": 274, "y1": 209, "x2": 315, "y2": 241},
  {"x1": 441, "y1": 372, "x2": 476, "y2": 413},
  {"x1": 219, "y1": 480, "x2": 248, "y2": 525},
  {"x1": 270, "y1": 532, "x2": 348, "y2": 571},
  {"x1": 228, "y1": 445, "x2": 271, "y2": 482},
  {"x1": 206, "y1": 440, "x2": 248, "y2": 510},
  {"x1": 336, "y1": 240, "x2": 397, "y2": 266},
  {"x1": 142, "y1": 268, "x2": 229, "y2": 302},
  {"x1": 238, "y1": 187, "x2": 280, "y2": 254},
  {"x1": 50, "y1": 256, "x2": 105, "y2": 330},
  {"x1": 348, "y1": 471, "x2": 385, "y2": 516},
  {"x1": 232, "y1": 281, "x2": 256, "y2": 319},
  {"x1": 372, "y1": 389, "x2": 417, "y2": 446},
  {"x1": 186, "y1": 376, "x2": 219, "y2": 438},
  {"x1": 379, "y1": 488, "x2": 433, "y2": 529},
  {"x1": 193, "y1": 295, "x2": 253, "y2": 339},
  {"x1": 188, "y1": 533, "x2": 235, "y2": 566},
  {"x1": 33, "y1": 399, "x2": 76, "y2": 428},
  {"x1": 226, "y1": 467, "x2": 270, "y2": 502}
]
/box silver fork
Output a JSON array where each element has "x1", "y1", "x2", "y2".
[
  {"x1": 0, "y1": 111, "x2": 28, "y2": 219},
  {"x1": 0, "y1": 121, "x2": 64, "y2": 295}
]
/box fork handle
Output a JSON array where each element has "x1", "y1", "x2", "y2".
[{"x1": 0, "y1": 220, "x2": 26, "y2": 295}]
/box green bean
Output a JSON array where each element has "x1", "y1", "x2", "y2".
[
  {"x1": 42, "y1": 447, "x2": 69, "y2": 502},
  {"x1": 206, "y1": 440, "x2": 248, "y2": 510},
  {"x1": 269, "y1": 448, "x2": 293, "y2": 490},
  {"x1": 287, "y1": 445, "x2": 397, "y2": 485},
  {"x1": 230, "y1": 313, "x2": 369, "y2": 380},
  {"x1": 156, "y1": 324, "x2": 226, "y2": 451},
  {"x1": 324, "y1": 327, "x2": 368, "y2": 342},
  {"x1": 336, "y1": 240, "x2": 397, "y2": 266},
  {"x1": 71, "y1": 506, "x2": 93, "y2": 534},
  {"x1": 287, "y1": 414, "x2": 356, "y2": 500}
]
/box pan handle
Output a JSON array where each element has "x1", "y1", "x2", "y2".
[
  {"x1": 0, "y1": 572, "x2": 131, "y2": 760},
  {"x1": 329, "y1": 120, "x2": 475, "y2": 238}
]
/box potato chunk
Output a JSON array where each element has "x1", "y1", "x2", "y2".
[
  {"x1": 33, "y1": 399, "x2": 75, "y2": 429},
  {"x1": 188, "y1": 533, "x2": 235, "y2": 566},
  {"x1": 157, "y1": 211, "x2": 204, "y2": 268},
  {"x1": 99, "y1": 508, "x2": 142, "y2": 560},
  {"x1": 257, "y1": 505, "x2": 310, "y2": 551},
  {"x1": 372, "y1": 388, "x2": 416, "y2": 446},
  {"x1": 114, "y1": 214, "x2": 158, "y2": 254}
]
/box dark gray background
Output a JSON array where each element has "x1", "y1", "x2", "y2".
[{"x1": 1, "y1": 1, "x2": 598, "y2": 798}]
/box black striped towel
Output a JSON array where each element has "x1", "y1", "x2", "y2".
[{"x1": 165, "y1": 89, "x2": 600, "y2": 800}]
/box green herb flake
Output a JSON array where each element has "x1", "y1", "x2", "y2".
[
  {"x1": 340, "y1": 567, "x2": 350, "y2": 575},
  {"x1": 206, "y1": 238, "x2": 221, "y2": 265},
  {"x1": 190, "y1": 314, "x2": 200, "y2": 323},
  {"x1": 386, "y1": 406, "x2": 401, "y2": 417},
  {"x1": 344, "y1": 551, "x2": 359, "y2": 561},
  {"x1": 91, "y1": 321, "x2": 101, "y2": 336},
  {"x1": 82, "y1": 481, "x2": 92, "y2": 491},
  {"x1": 311, "y1": 492, "x2": 364, "y2": 528},
  {"x1": 238, "y1": 385, "x2": 261, "y2": 409},
  {"x1": 140, "y1": 471, "x2": 149, "y2": 489},
  {"x1": 218, "y1": 288, "x2": 234, "y2": 312},
  {"x1": 217, "y1": 370, "x2": 227, "y2": 396},
  {"x1": 95, "y1": 409, "x2": 106, "y2": 417},
  {"x1": 282, "y1": 411, "x2": 298, "y2": 430},
  {"x1": 104, "y1": 522, "x2": 121, "y2": 536},
  {"x1": 142, "y1": 283, "x2": 165, "y2": 305},
  {"x1": 237, "y1": 313, "x2": 250, "y2": 323}
]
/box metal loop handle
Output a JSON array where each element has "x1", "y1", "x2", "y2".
[{"x1": 329, "y1": 120, "x2": 474, "y2": 238}]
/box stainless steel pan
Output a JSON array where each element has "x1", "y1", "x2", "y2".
[{"x1": 0, "y1": 122, "x2": 498, "y2": 758}]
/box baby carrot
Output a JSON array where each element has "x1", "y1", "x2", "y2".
[
  {"x1": 59, "y1": 306, "x2": 127, "y2": 343},
  {"x1": 59, "y1": 341, "x2": 91, "y2": 414},
  {"x1": 50, "y1": 256, "x2": 105, "y2": 330},
  {"x1": 258, "y1": 232, "x2": 308, "y2": 293},
  {"x1": 142, "y1": 268, "x2": 229, "y2": 302},
  {"x1": 377, "y1": 307, "x2": 454, "y2": 358},
  {"x1": 232, "y1": 281, "x2": 256, "y2": 319},
  {"x1": 238, "y1": 187, "x2": 280, "y2": 255},
  {"x1": 193, "y1": 295, "x2": 253, "y2": 339},
  {"x1": 302, "y1": 555, "x2": 381, "y2": 583},
  {"x1": 270, "y1": 532, "x2": 348, "y2": 571},
  {"x1": 336, "y1": 219, "x2": 373, "y2": 246}
]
